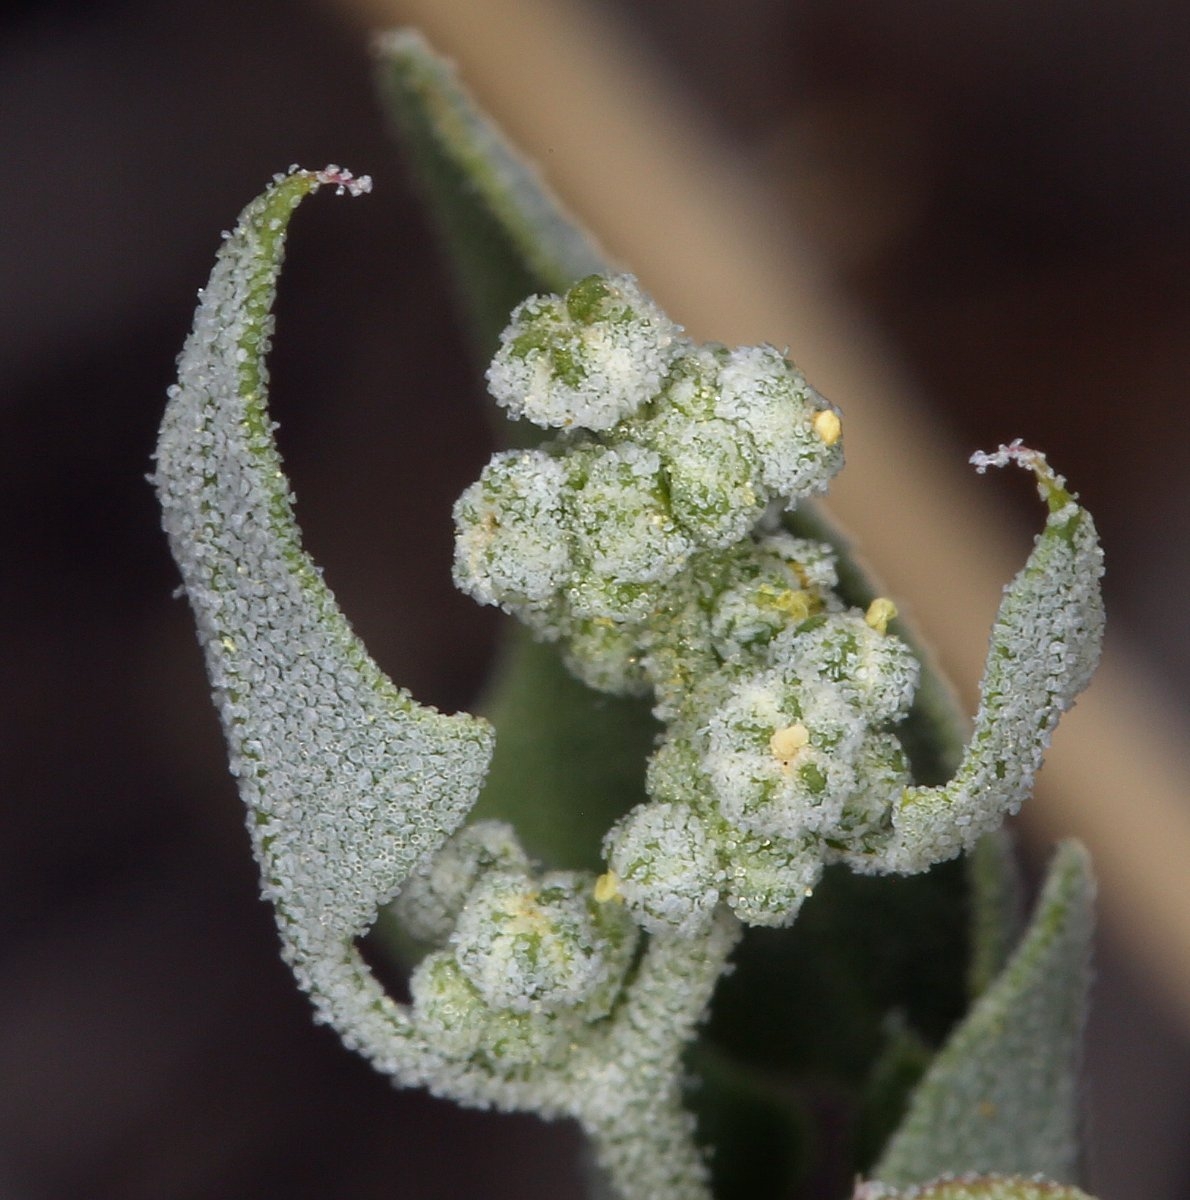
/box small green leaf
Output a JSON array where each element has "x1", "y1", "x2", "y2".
[
  {"x1": 155, "y1": 167, "x2": 494, "y2": 1067},
  {"x1": 890, "y1": 450, "x2": 1105, "y2": 873},
  {"x1": 873, "y1": 841, "x2": 1095, "y2": 1186}
]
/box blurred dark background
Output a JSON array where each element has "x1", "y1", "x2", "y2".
[{"x1": 2, "y1": 1, "x2": 1188, "y2": 1197}]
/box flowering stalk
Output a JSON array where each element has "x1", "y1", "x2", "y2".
[{"x1": 155, "y1": 113, "x2": 1102, "y2": 1200}]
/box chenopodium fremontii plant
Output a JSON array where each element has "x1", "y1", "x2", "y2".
[{"x1": 154, "y1": 34, "x2": 1105, "y2": 1200}]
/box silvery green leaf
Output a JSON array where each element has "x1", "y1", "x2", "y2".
[
  {"x1": 887, "y1": 448, "x2": 1105, "y2": 873},
  {"x1": 154, "y1": 167, "x2": 494, "y2": 1067},
  {"x1": 873, "y1": 840, "x2": 1095, "y2": 1186}
]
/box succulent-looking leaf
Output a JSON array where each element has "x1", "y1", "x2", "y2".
[
  {"x1": 855, "y1": 1174, "x2": 1096, "y2": 1199},
  {"x1": 873, "y1": 841, "x2": 1095, "y2": 1186},
  {"x1": 884, "y1": 446, "x2": 1105, "y2": 873},
  {"x1": 154, "y1": 167, "x2": 494, "y2": 1068}
]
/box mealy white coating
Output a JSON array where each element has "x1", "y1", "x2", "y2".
[
  {"x1": 707, "y1": 535, "x2": 840, "y2": 662},
  {"x1": 452, "y1": 868, "x2": 637, "y2": 1014},
  {"x1": 878, "y1": 485, "x2": 1104, "y2": 874},
  {"x1": 486, "y1": 274, "x2": 684, "y2": 431},
  {"x1": 452, "y1": 449, "x2": 570, "y2": 611},
  {"x1": 574, "y1": 910, "x2": 743, "y2": 1200},
  {"x1": 768, "y1": 614, "x2": 921, "y2": 724},
  {"x1": 704, "y1": 671, "x2": 868, "y2": 841},
  {"x1": 604, "y1": 801, "x2": 723, "y2": 935},
  {"x1": 392, "y1": 820, "x2": 529, "y2": 945},
  {"x1": 720, "y1": 828, "x2": 823, "y2": 927},
  {"x1": 563, "y1": 442, "x2": 694, "y2": 621},
  {"x1": 641, "y1": 405, "x2": 760, "y2": 546},
  {"x1": 409, "y1": 951, "x2": 585, "y2": 1072},
  {"x1": 154, "y1": 168, "x2": 494, "y2": 1077},
  {"x1": 714, "y1": 343, "x2": 843, "y2": 501}
]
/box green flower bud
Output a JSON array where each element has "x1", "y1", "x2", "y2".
[
  {"x1": 703, "y1": 675, "x2": 866, "y2": 841},
  {"x1": 826, "y1": 732, "x2": 908, "y2": 860},
  {"x1": 714, "y1": 344, "x2": 843, "y2": 502},
  {"x1": 563, "y1": 443, "x2": 693, "y2": 621},
  {"x1": 452, "y1": 868, "x2": 638, "y2": 1016},
  {"x1": 708, "y1": 535, "x2": 840, "y2": 663},
  {"x1": 562, "y1": 614, "x2": 651, "y2": 697},
  {"x1": 603, "y1": 801, "x2": 722, "y2": 935},
  {"x1": 392, "y1": 820, "x2": 530, "y2": 945},
  {"x1": 640, "y1": 405, "x2": 760, "y2": 547},
  {"x1": 719, "y1": 826, "x2": 821, "y2": 928},
  {"x1": 772, "y1": 612, "x2": 920, "y2": 724},
  {"x1": 410, "y1": 951, "x2": 582, "y2": 1072},
  {"x1": 453, "y1": 449, "x2": 570, "y2": 611},
  {"x1": 486, "y1": 274, "x2": 683, "y2": 431}
]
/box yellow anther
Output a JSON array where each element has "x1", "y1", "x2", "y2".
[
  {"x1": 776, "y1": 588, "x2": 815, "y2": 621},
  {"x1": 757, "y1": 586, "x2": 817, "y2": 622},
  {"x1": 865, "y1": 597, "x2": 898, "y2": 634},
  {"x1": 769, "y1": 722, "x2": 810, "y2": 763},
  {"x1": 812, "y1": 409, "x2": 842, "y2": 446},
  {"x1": 594, "y1": 871, "x2": 622, "y2": 903}
]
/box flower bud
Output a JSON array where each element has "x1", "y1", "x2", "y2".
[
  {"x1": 486, "y1": 274, "x2": 683, "y2": 431},
  {"x1": 452, "y1": 868, "x2": 638, "y2": 1016},
  {"x1": 453, "y1": 449, "x2": 570, "y2": 611},
  {"x1": 603, "y1": 801, "x2": 722, "y2": 935}
]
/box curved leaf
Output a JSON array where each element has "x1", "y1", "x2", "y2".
[
  {"x1": 154, "y1": 167, "x2": 494, "y2": 1066},
  {"x1": 890, "y1": 450, "x2": 1105, "y2": 873}
]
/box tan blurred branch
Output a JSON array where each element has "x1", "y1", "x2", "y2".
[{"x1": 328, "y1": 0, "x2": 1190, "y2": 1031}]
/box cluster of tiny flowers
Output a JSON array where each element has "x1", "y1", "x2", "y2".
[
  {"x1": 607, "y1": 598, "x2": 920, "y2": 932},
  {"x1": 400, "y1": 821, "x2": 639, "y2": 1074},
  {"x1": 455, "y1": 274, "x2": 844, "y2": 682},
  {"x1": 455, "y1": 273, "x2": 926, "y2": 932}
]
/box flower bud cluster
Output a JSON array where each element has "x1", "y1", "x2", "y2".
[
  {"x1": 452, "y1": 273, "x2": 927, "y2": 933},
  {"x1": 606, "y1": 605, "x2": 920, "y2": 932},
  {"x1": 486, "y1": 274, "x2": 682, "y2": 431},
  {"x1": 456, "y1": 279, "x2": 844, "y2": 708},
  {"x1": 404, "y1": 821, "x2": 639, "y2": 1074},
  {"x1": 454, "y1": 274, "x2": 1102, "y2": 947}
]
